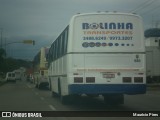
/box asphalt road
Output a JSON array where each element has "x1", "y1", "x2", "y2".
[{"x1": 0, "y1": 80, "x2": 160, "y2": 119}]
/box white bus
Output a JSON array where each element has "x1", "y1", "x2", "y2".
[
  {"x1": 48, "y1": 12, "x2": 146, "y2": 104},
  {"x1": 145, "y1": 37, "x2": 160, "y2": 83}
]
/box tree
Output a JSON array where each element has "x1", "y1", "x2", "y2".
[
  {"x1": 0, "y1": 48, "x2": 6, "y2": 61},
  {"x1": 144, "y1": 28, "x2": 160, "y2": 38},
  {"x1": 0, "y1": 48, "x2": 6, "y2": 77},
  {"x1": 0, "y1": 48, "x2": 32, "y2": 74}
]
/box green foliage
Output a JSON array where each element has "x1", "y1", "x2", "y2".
[
  {"x1": 0, "y1": 48, "x2": 6, "y2": 61},
  {"x1": 0, "y1": 48, "x2": 32, "y2": 74},
  {"x1": 145, "y1": 28, "x2": 160, "y2": 38},
  {"x1": 0, "y1": 48, "x2": 6, "y2": 74}
]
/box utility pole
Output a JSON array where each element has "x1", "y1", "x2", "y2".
[
  {"x1": 0, "y1": 28, "x2": 3, "y2": 48},
  {"x1": 155, "y1": 21, "x2": 160, "y2": 28}
]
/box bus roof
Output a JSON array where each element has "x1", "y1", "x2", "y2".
[{"x1": 71, "y1": 12, "x2": 141, "y2": 20}]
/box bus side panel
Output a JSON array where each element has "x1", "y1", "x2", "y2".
[
  {"x1": 50, "y1": 76, "x2": 59, "y2": 93},
  {"x1": 49, "y1": 55, "x2": 69, "y2": 96}
]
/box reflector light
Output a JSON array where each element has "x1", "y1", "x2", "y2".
[
  {"x1": 134, "y1": 77, "x2": 143, "y2": 83},
  {"x1": 74, "y1": 77, "x2": 83, "y2": 83},
  {"x1": 86, "y1": 77, "x2": 95, "y2": 83},
  {"x1": 123, "y1": 77, "x2": 132, "y2": 83}
]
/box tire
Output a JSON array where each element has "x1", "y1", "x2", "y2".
[
  {"x1": 38, "y1": 84, "x2": 42, "y2": 89},
  {"x1": 60, "y1": 95, "x2": 73, "y2": 105},
  {"x1": 58, "y1": 78, "x2": 61, "y2": 96},
  {"x1": 57, "y1": 78, "x2": 73, "y2": 105},
  {"x1": 103, "y1": 94, "x2": 124, "y2": 105},
  {"x1": 52, "y1": 92, "x2": 59, "y2": 97},
  {"x1": 35, "y1": 84, "x2": 38, "y2": 88}
]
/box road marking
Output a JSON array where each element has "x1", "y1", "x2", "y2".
[
  {"x1": 35, "y1": 92, "x2": 39, "y2": 95},
  {"x1": 26, "y1": 84, "x2": 31, "y2": 88},
  {"x1": 40, "y1": 97, "x2": 44, "y2": 100},
  {"x1": 49, "y1": 105, "x2": 56, "y2": 111}
]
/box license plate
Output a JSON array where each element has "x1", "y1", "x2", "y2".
[{"x1": 103, "y1": 74, "x2": 115, "y2": 78}]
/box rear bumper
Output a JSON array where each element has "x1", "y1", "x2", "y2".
[{"x1": 68, "y1": 84, "x2": 146, "y2": 95}]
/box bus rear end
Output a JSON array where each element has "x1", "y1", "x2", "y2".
[{"x1": 67, "y1": 12, "x2": 146, "y2": 104}]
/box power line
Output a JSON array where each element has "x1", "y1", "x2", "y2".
[
  {"x1": 141, "y1": 4, "x2": 160, "y2": 16},
  {"x1": 138, "y1": 0, "x2": 160, "y2": 28},
  {"x1": 129, "y1": 0, "x2": 157, "y2": 13}
]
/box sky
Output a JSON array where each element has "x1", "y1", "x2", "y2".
[{"x1": 0, "y1": 0, "x2": 160, "y2": 60}]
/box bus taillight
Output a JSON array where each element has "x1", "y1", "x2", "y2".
[
  {"x1": 123, "y1": 77, "x2": 132, "y2": 83},
  {"x1": 74, "y1": 77, "x2": 83, "y2": 83},
  {"x1": 86, "y1": 77, "x2": 95, "y2": 83},
  {"x1": 134, "y1": 77, "x2": 143, "y2": 83}
]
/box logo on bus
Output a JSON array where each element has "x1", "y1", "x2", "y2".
[
  {"x1": 82, "y1": 42, "x2": 134, "y2": 48},
  {"x1": 82, "y1": 23, "x2": 133, "y2": 30}
]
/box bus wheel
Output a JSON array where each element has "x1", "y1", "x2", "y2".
[
  {"x1": 52, "y1": 92, "x2": 59, "y2": 97},
  {"x1": 61, "y1": 95, "x2": 71, "y2": 105},
  {"x1": 35, "y1": 84, "x2": 38, "y2": 88},
  {"x1": 38, "y1": 84, "x2": 42, "y2": 89},
  {"x1": 103, "y1": 94, "x2": 124, "y2": 105},
  {"x1": 60, "y1": 96, "x2": 68, "y2": 105}
]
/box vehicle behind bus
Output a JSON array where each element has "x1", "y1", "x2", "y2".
[
  {"x1": 6, "y1": 72, "x2": 16, "y2": 83},
  {"x1": 33, "y1": 47, "x2": 49, "y2": 89}
]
